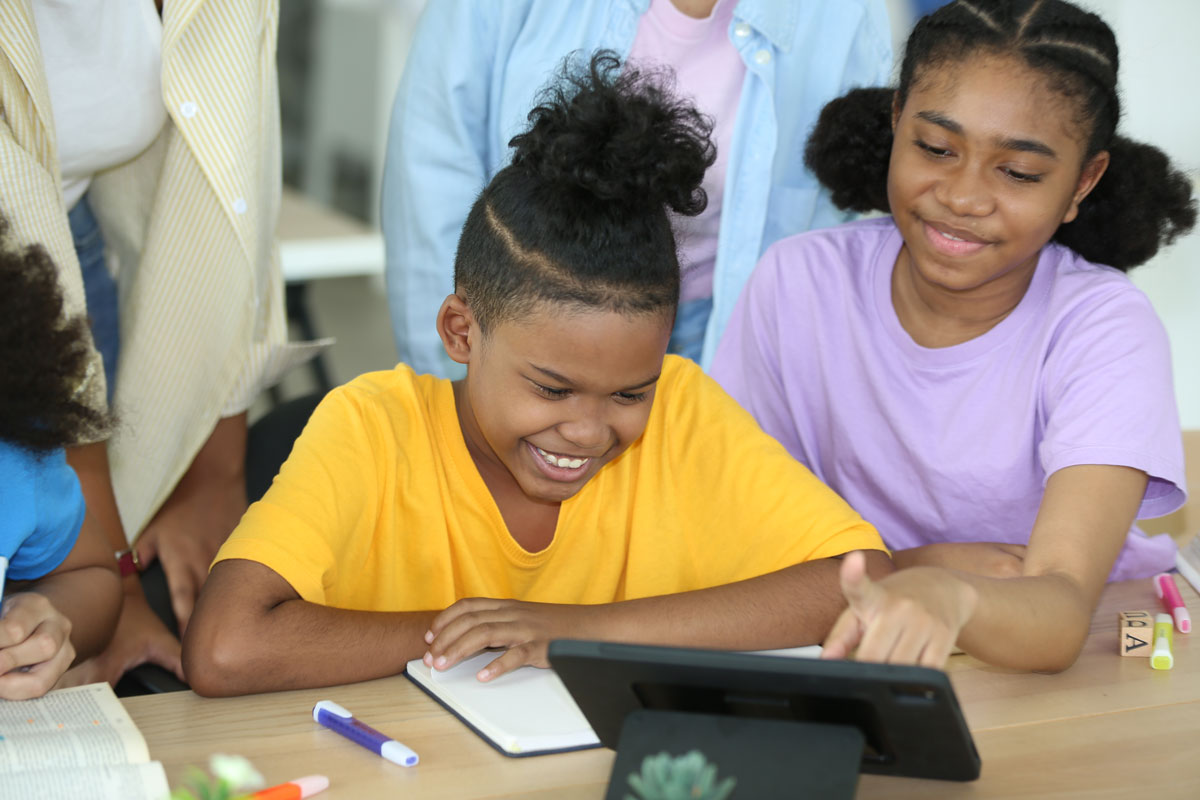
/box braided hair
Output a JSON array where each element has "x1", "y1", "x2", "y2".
[
  {"x1": 0, "y1": 214, "x2": 108, "y2": 451},
  {"x1": 805, "y1": 0, "x2": 1196, "y2": 269},
  {"x1": 453, "y1": 50, "x2": 715, "y2": 333}
]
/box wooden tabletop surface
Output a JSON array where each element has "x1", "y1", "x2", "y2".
[{"x1": 125, "y1": 577, "x2": 1200, "y2": 799}]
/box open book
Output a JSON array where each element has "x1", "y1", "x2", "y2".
[
  {"x1": 0, "y1": 682, "x2": 168, "y2": 800},
  {"x1": 405, "y1": 644, "x2": 820, "y2": 758}
]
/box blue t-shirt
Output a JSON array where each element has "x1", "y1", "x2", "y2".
[{"x1": 0, "y1": 441, "x2": 85, "y2": 582}]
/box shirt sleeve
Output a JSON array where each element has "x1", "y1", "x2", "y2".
[
  {"x1": 1039, "y1": 286, "x2": 1186, "y2": 519},
  {"x1": 667, "y1": 361, "x2": 885, "y2": 586},
  {"x1": 710, "y1": 246, "x2": 808, "y2": 460},
  {"x1": 7, "y1": 450, "x2": 84, "y2": 582},
  {"x1": 213, "y1": 387, "x2": 381, "y2": 603},
  {"x1": 381, "y1": 0, "x2": 502, "y2": 378}
]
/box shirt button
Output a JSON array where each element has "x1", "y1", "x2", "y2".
[
  {"x1": 179, "y1": 101, "x2": 198, "y2": 119},
  {"x1": 754, "y1": 49, "x2": 771, "y2": 65},
  {"x1": 232, "y1": 198, "x2": 248, "y2": 215},
  {"x1": 734, "y1": 22, "x2": 751, "y2": 38}
]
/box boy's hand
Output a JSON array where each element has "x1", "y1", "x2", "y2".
[
  {"x1": 424, "y1": 598, "x2": 595, "y2": 681},
  {"x1": 821, "y1": 551, "x2": 977, "y2": 668},
  {"x1": 0, "y1": 592, "x2": 76, "y2": 700}
]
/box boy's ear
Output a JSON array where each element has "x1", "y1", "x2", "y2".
[{"x1": 437, "y1": 293, "x2": 476, "y2": 365}]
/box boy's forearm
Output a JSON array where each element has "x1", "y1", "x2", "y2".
[
  {"x1": 590, "y1": 552, "x2": 892, "y2": 651},
  {"x1": 184, "y1": 561, "x2": 436, "y2": 696}
]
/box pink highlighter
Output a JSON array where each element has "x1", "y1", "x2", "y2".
[{"x1": 1154, "y1": 573, "x2": 1191, "y2": 634}]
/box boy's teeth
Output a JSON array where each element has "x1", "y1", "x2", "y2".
[{"x1": 535, "y1": 446, "x2": 587, "y2": 469}]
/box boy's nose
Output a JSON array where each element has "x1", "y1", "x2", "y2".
[{"x1": 556, "y1": 417, "x2": 612, "y2": 453}]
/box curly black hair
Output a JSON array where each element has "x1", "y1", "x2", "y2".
[
  {"x1": 804, "y1": 0, "x2": 1196, "y2": 270},
  {"x1": 453, "y1": 50, "x2": 716, "y2": 332},
  {"x1": 0, "y1": 215, "x2": 108, "y2": 451}
]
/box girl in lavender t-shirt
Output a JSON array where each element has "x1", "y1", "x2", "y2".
[{"x1": 713, "y1": 0, "x2": 1195, "y2": 672}]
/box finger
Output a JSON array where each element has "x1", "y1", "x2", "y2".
[
  {"x1": 475, "y1": 644, "x2": 539, "y2": 682},
  {"x1": 134, "y1": 532, "x2": 158, "y2": 567},
  {"x1": 855, "y1": 607, "x2": 907, "y2": 663},
  {"x1": 162, "y1": 559, "x2": 197, "y2": 638},
  {"x1": 0, "y1": 640, "x2": 75, "y2": 701},
  {"x1": 145, "y1": 632, "x2": 186, "y2": 681},
  {"x1": 883, "y1": 618, "x2": 937, "y2": 665},
  {"x1": 429, "y1": 617, "x2": 523, "y2": 671},
  {"x1": 820, "y1": 609, "x2": 865, "y2": 661},
  {"x1": 428, "y1": 598, "x2": 501, "y2": 639},
  {"x1": 918, "y1": 628, "x2": 956, "y2": 669}
]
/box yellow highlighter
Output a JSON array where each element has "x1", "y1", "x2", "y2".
[{"x1": 1151, "y1": 613, "x2": 1174, "y2": 670}]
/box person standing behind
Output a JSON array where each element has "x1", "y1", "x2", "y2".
[
  {"x1": 0, "y1": 0, "x2": 318, "y2": 686},
  {"x1": 382, "y1": 0, "x2": 892, "y2": 375}
]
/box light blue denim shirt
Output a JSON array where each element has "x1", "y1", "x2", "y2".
[{"x1": 382, "y1": 0, "x2": 892, "y2": 376}]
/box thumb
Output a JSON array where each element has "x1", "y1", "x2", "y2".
[
  {"x1": 134, "y1": 533, "x2": 158, "y2": 567},
  {"x1": 839, "y1": 551, "x2": 879, "y2": 612}
]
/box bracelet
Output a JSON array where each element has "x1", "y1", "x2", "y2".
[{"x1": 115, "y1": 548, "x2": 141, "y2": 578}]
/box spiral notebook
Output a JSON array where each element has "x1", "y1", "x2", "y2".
[{"x1": 405, "y1": 645, "x2": 820, "y2": 758}]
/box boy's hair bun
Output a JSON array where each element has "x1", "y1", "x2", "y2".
[
  {"x1": 804, "y1": 87, "x2": 893, "y2": 214},
  {"x1": 454, "y1": 50, "x2": 717, "y2": 332},
  {"x1": 509, "y1": 51, "x2": 714, "y2": 217}
]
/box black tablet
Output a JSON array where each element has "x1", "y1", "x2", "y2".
[{"x1": 548, "y1": 640, "x2": 980, "y2": 787}]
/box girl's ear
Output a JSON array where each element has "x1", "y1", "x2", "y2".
[
  {"x1": 1061, "y1": 150, "x2": 1110, "y2": 224},
  {"x1": 891, "y1": 91, "x2": 902, "y2": 131},
  {"x1": 437, "y1": 293, "x2": 476, "y2": 365}
]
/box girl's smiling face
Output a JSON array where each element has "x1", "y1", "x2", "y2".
[
  {"x1": 445, "y1": 297, "x2": 672, "y2": 506},
  {"x1": 887, "y1": 52, "x2": 1109, "y2": 301}
]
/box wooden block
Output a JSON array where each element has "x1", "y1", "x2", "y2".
[{"x1": 1119, "y1": 610, "x2": 1154, "y2": 657}]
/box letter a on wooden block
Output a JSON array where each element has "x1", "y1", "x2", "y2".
[{"x1": 1119, "y1": 610, "x2": 1153, "y2": 657}]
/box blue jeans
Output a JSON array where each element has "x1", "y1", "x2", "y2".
[
  {"x1": 668, "y1": 296, "x2": 713, "y2": 363},
  {"x1": 69, "y1": 194, "x2": 119, "y2": 403}
]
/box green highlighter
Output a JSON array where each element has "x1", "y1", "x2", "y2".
[{"x1": 1151, "y1": 613, "x2": 1174, "y2": 670}]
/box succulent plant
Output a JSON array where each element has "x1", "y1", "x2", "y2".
[{"x1": 625, "y1": 750, "x2": 737, "y2": 800}]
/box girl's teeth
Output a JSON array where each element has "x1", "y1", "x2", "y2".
[{"x1": 942, "y1": 230, "x2": 964, "y2": 241}]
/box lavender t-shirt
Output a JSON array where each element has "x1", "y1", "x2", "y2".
[{"x1": 712, "y1": 217, "x2": 1185, "y2": 581}]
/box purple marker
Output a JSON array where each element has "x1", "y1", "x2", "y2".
[{"x1": 312, "y1": 700, "x2": 419, "y2": 767}]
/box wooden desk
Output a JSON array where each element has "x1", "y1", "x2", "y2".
[{"x1": 125, "y1": 579, "x2": 1200, "y2": 799}]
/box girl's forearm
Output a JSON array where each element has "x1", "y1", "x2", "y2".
[{"x1": 29, "y1": 566, "x2": 122, "y2": 661}]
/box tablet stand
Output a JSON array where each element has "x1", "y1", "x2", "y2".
[{"x1": 604, "y1": 709, "x2": 864, "y2": 800}]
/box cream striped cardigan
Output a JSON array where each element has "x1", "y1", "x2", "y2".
[{"x1": 0, "y1": 0, "x2": 321, "y2": 541}]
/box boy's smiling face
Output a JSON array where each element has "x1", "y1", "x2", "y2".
[{"x1": 441, "y1": 296, "x2": 672, "y2": 506}]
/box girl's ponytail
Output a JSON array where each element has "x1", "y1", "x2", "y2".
[
  {"x1": 1055, "y1": 136, "x2": 1197, "y2": 270},
  {"x1": 803, "y1": 88, "x2": 893, "y2": 215}
]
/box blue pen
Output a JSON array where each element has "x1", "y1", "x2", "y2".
[
  {"x1": 0, "y1": 556, "x2": 7, "y2": 610},
  {"x1": 312, "y1": 700, "x2": 419, "y2": 767}
]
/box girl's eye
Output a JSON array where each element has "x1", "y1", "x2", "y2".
[
  {"x1": 1002, "y1": 167, "x2": 1042, "y2": 184},
  {"x1": 914, "y1": 139, "x2": 952, "y2": 158},
  {"x1": 613, "y1": 391, "x2": 649, "y2": 404},
  {"x1": 534, "y1": 383, "x2": 570, "y2": 399}
]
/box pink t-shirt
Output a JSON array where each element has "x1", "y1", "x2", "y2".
[
  {"x1": 712, "y1": 217, "x2": 1186, "y2": 582},
  {"x1": 628, "y1": 0, "x2": 746, "y2": 303}
]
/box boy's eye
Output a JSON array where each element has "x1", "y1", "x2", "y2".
[
  {"x1": 914, "y1": 139, "x2": 952, "y2": 158},
  {"x1": 533, "y1": 383, "x2": 570, "y2": 398},
  {"x1": 1002, "y1": 167, "x2": 1042, "y2": 184},
  {"x1": 613, "y1": 391, "x2": 649, "y2": 404}
]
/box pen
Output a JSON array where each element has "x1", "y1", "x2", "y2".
[
  {"x1": 1151, "y1": 613, "x2": 1173, "y2": 670},
  {"x1": 1153, "y1": 573, "x2": 1191, "y2": 633},
  {"x1": 0, "y1": 555, "x2": 8, "y2": 611},
  {"x1": 312, "y1": 700, "x2": 419, "y2": 766},
  {"x1": 250, "y1": 775, "x2": 329, "y2": 800}
]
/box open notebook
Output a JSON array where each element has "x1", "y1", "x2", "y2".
[
  {"x1": 405, "y1": 644, "x2": 821, "y2": 757},
  {"x1": 0, "y1": 682, "x2": 168, "y2": 800}
]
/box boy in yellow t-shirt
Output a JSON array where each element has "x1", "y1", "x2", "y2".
[{"x1": 183, "y1": 53, "x2": 889, "y2": 696}]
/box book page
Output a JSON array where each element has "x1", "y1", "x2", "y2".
[
  {"x1": 0, "y1": 683, "x2": 149, "y2": 773},
  {"x1": 0, "y1": 762, "x2": 169, "y2": 800}
]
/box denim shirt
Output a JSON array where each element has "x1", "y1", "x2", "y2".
[{"x1": 382, "y1": 0, "x2": 892, "y2": 376}]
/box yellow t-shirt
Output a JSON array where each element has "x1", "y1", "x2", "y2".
[{"x1": 215, "y1": 356, "x2": 884, "y2": 610}]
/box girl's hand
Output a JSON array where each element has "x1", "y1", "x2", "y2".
[
  {"x1": 822, "y1": 551, "x2": 977, "y2": 668},
  {"x1": 424, "y1": 598, "x2": 595, "y2": 682},
  {"x1": 0, "y1": 592, "x2": 76, "y2": 700}
]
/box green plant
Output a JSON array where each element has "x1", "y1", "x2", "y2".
[
  {"x1": 625, "y1": 750, "x2": 737, "y2": 800},
  {"x1": 170, "y1": 754, "x2": 265, "y2": 800}
]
